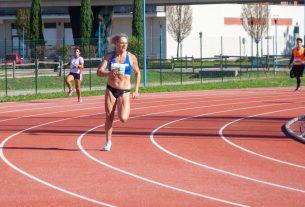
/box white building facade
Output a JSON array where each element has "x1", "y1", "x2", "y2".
[
  {"x1": 0, "y1": 3, "x2": 304, "y2": 59},
  {"x1": 166, "y1": 4, "x2": 304, "y2": 59}
]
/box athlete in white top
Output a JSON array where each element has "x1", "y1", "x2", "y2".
[{"x1": 66, "y1": 48, "x2": 84, "y2": 102}]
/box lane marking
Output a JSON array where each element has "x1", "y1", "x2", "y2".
[
  {"x1": 219, "y1": 108, "x2": 305, "y2": 169},
  {"x1": 0, "y1": 113, "x2": 116, "y2": 207},
  {"x1": 150, "y1": 104, "x2": 305, "y2": 193},
  {"x1": 78, "y1": 127, "x2": 250, "y2": 207},
  {"x1": 0, "y1": 89, "x2": 301, "y2": 206}
]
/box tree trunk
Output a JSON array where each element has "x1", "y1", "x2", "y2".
[{"x1": 176, "y1": 41, "x2": 180, "y2": 58}]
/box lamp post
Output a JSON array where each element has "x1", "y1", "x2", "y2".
[
  {"x1": 199, "y1": 32, "x2": 202, "y2": 59},
  {"x1": 142, "y1": 0, "x2": 147, "y2": 87},
  {"x1": 242, "y1": 37, "x2": 245, "y2": 57},
  {"x1": 199, "y1": 32, "x2": 202, "y2": 82},
  {"x1": 98, "y1": 21, "x2": 101, "y2": 58},
  {"x1": 294, "y1": 22, "x2": 299, "y2": 44},
  {"x1": 159, "y1": 23, "x2": 163, "y2": 65},
  {"x1": 249, "y1": 17, "x2": 254, "y2": 69},
  {"x1": 20, "y1": 15, "x2": 26, "y2": 62},
  {"x1": 273, "y1": 15, "x2": 279, "y2": 69}
]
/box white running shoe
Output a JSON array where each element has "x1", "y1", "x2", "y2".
[
  {"x1": 78, "y1": 98, "x2": 82, "y2": 103},
  {"x1": 68, "y1": 89, "x2": 73, "y2": 96},
  {"x1": 102, "y1": 141, "x2": 112, "y2": 151}
]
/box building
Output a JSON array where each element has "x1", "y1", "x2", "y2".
[
  {"x1": 0, "y1": 3, "x2": 166, "y2": 59},
  {"x1": 0, "y1": 1, "x2": 303, "y2": 59},
  {"x1": 169, "y1": 3, "x2": 303, "y2": 59}
]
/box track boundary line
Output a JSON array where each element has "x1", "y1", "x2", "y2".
[
  {"x1": 219, "y1": 107, "x2": 305, "y2": 169},
  {"x1": 150, "y1": 103, "x2": 305, "y2": 193}
]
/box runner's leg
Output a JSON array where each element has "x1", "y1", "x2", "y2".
[
  {"x1": 105, "y1": 89, "x2": 117, "y2": 142},
  {"x1": 75, "y1": 79, "x2": 81, "y2": 101},
  {"x1": 66, "y1": 74, "x2": 74, "y2": 95},
  {"x1": 117, "y1": 92, "x2": 131, "y2": 123}
]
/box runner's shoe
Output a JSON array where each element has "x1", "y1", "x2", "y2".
[
  {"x1": 102, "y1": 141, "x2": 112, "y2": 151},
  {"x1": 68, "y1": 89, "x2": 73, "y2": 96}
]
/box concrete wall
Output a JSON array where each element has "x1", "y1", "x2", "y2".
[{"x1": 166, "y1": 4, "x2": 304, "y2": 58}]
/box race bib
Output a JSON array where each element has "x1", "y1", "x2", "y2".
[
  {"x1": 111, "y1": 63, "x2": 127, "y2": 75},
  {"x1": 293, "y1": 58, "x2": 303, "y2": 65}
]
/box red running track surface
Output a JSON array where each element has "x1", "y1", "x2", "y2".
[{"x1": 1, "y1": 87, "x2": 305, "y2": 207}]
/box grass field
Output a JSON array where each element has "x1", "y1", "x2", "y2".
[{"x1": 0, "y1": 70, "x2": 296, "y2": 103}]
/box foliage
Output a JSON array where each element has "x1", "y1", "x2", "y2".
[
  {"x1": 241, "y1": 3, "x2": 270, "y2": 56},
  {"x1": 55, "y1": 44, "x2": 71, "y2": 62},
  {"x1": 16, "y1": 9, "x2": 30, "y2": 40},
  {"x1": 131, "y1": 0, "x2": 144, "y2": 62},
  {"x1": 128, "y1": 36, "x2": 143, "y2": 65},
  {"x1": 29, "y1": 0, "x2": 44, "y2": 45},
  {"x1": 80, "y1": 0, "x2": 93, "y2": 47},
  {"x1": 132, "y1": 0, "x2": 143, "y2": 38},
  {"x1": 167, "y1": 5, "x2": 192, "y2": 58}
]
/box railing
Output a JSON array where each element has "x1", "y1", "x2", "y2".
[{"x1": 0, "y1": 54, "x2": 290, "y2": 97}]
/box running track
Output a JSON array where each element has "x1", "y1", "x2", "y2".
[{"x1": 0, "y1": 87, "x2": 305, "y2": 207}]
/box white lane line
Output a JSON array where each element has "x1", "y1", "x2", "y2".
[
  {"x1": 76, "y1": 98, "x2": 303, "y2": 206},
  {"x1": 0, "y1": 91, "x2": 288, "y2": 124},
  {"x1": 150, "y1": 104, "x2": 305, "y2": 194},
  {"x1": 0, "y1": 93, "x2": 265, "y2": 206},
  {"x1": 0, "y1": 113, "x2": 116, "y2": 207},
  {"x1": 0, "y1": 95, "x2": 262, "y2": 207},
  {"x1": 0, "y1": 87, "x2": 288, "y2": 113},
  {"x1": 77, "y1": 126, "x2": 250, "y2": 207},
  {"x1": 0, "y1": 90, "x2": 300, "y2": 206},
  {"x1": 219, "y1": 107, "x2": 305, "y2": 169}
]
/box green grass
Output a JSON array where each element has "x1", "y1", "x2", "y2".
[{"x1": 0, "y1": 74, "x2": 296, "y2": 103}]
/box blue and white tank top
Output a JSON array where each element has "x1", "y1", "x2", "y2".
[{"x1": 108, "y1": 52, "x2": 132, "y2": 76}]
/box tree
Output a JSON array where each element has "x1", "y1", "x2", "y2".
[
  {"x1": 131, "y1": 0, "x2": 144, "y2": 62},
  {"x1": 29, "y1": 0, "x2": 44, "y2": 45},
  {"x1": 29, "y1": 0, "x2": 44, "y2": 59},
  {"x1": 241, "y1": 3, "x2": 270, "y2": 57},
  {"x1": 80, "y1": 0, "x2": 93, "y2": 48},
  {"x1": 132, "y1": 0, "x2": 143, "y2": 38},
  {"x1": 16, "y1": 9, "x2": 30, "y2": 54},
  {"x1": 167, "y1": 5, "x2": 192, "y2": 58}
]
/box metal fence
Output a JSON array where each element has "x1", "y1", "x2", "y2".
[{"x1": 0, "y1": 37, "x2": 291, "y2": 97}]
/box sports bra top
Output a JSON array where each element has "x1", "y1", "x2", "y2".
[{"x1": 108, "y1": 51, "x2": 132, "y2": 76}]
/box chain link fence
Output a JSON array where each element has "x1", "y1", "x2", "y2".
[{"x1": 0, "y1": 37, "x2": 291, "y2": 97}]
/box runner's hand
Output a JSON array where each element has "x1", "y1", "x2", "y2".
[{"x1": 132, "y1": 91, "x2": 139, "y2": 99}]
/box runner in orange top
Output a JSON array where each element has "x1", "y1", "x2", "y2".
[{"x1": 289, "y1": 37, "x2": 305, "y2": 91}]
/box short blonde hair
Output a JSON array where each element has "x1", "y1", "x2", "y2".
[{"x1": 108, "y1": 33, "x2": 129, "y2": 44}]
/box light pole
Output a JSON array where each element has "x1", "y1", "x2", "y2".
[
  {"x1": 199, "y1": 32, "x2": 202, "y2": 82},
  {"x1": 199, "y1": 32, "x2": 202, "y2": 59},
  {"x1": 293, "y1": 22, "x2": 299, "y2": 45},
  {"x1": 142, "y1": 0, "x2": 147, "y2": 87},
  {"x1": 98, "y1": 21, "x2": 101, "y2": 58},
  {"x1": 159, "y1": 23, "x2": 163, "y2": 65},
  {"x1": 249, "y1": 17, "x2": 254, "y2": 69},
  {"x1": 20, "y1": 15, "x2": 26, "y2": 62},
  {"x1": 242, "y1": 37, "x2": 245, "y2": 57},
  {"x1": 273, "y1": 15, "x2": 279, "y2": 69}
]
